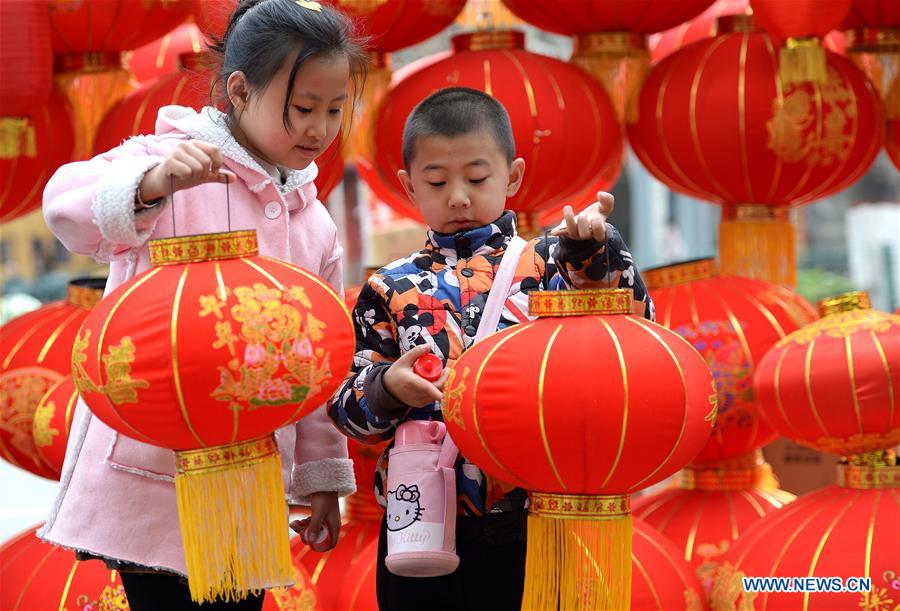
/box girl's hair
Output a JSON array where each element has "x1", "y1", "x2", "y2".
[{"x1": 209, "y1": 0, "x2": 368, "y2": 136}]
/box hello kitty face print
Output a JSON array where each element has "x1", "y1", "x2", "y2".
[{"x1": 386, "y1": 484, "x2": 424, "y2": 531}]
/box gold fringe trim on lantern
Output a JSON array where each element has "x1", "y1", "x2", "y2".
[
  {"x1": 817, "y1": 290, "x2": 871, "y2": 316},
  {"x1": 524, "y1": 493, "x2": 632, "y2": 611},
  {"x1": 149, "y1": 230, "x2": 259, "y2": 266},
  {"x1": 846, "y1": 28, "x2": 900, "y2": 117},
  {"x1": 0, "y1": 117, "x2": 37, "y2": 158},
  {"x1": 718, "y1": 206, "x2": 796, "y2": 286},
  {"x1": 571, "y1": 32, "x2": 649, "y2": 124},
  {"x1": 779, "y1": 37, "x2": 827, "y2": 86},
  {"x1": 175, "y1": 435, "x2": 293, "y2": 604}
]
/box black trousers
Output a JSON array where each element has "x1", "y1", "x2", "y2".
[
  {"x1": 376, "y1": 510, "x2": 528, "y2": 611},
  {"x1": 120, "y1": 571, "x2": 265, "y2": 611}
]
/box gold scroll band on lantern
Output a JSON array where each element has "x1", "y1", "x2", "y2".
[
  {"x1": 149, "y1": 230, "x2": 259, "y2": 266},
  {"x1": 67, "y1": 283, "x2": 105, "y2": 310},
  {"x1": 681, "y1": 452, "x2": 774, "y2": 492},
  {"x1": 175, "y1": 434, "x2": 279, "y2": 475},
  {"x1": 817, "y1": 291, "x2": 871, "y2": 316},
  {"x1": 837, "y1": 451, "x2": 900, "y2": 490},
  {"x1": 453, "y1": 30, "x2": 523, "y2": 52},
  {"x1": 642, "y1": 258, "x2": 716, "y2": 290},
  {"x1": 529, "y1": 289, "x2": 634, "y2": 318},
  {"x1": 529, "y1": 492, "x2": 631, "y2": 520}
]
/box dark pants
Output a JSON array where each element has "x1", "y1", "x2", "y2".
[
  {"x1": 120, "y1": 571, "x2": 265, "y2": 611},
  {"x1": 376, "y1": 510, "x2": 528, "y2": 611}
]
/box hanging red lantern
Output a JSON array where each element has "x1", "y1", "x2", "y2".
[
  {"x1": 644, "y1": 259, "x2": 818, "y2": 464},
  {"x1": 32, "y1": 375, "x2": 78, "y2": 479},
  {"x1": 751, "y1": 0, "x2": 852, "y2": 85},
  {"x1": 443, "y1": 288, "x2": 715, "y2": 609},
  {"x1": 127, "y1": 22, "x2": 207, "y2": 83},
  {"x1": 0, "y1": 87, "x2": 76, "y2": 224},
  {"x1": 628, "y1": 15, "x2": 884, "y2": 286},
  {"x1": 0, "y1": 0, "x2": 53, "y2": 160},
  {"x1": 843, "y1": 0, "x2": 900, "y2": 114},
  {"x1": 501, "y1": 0, "x2": 714, "y2": 123},
  {"x1": 0, "y1": 278, "x2": 104, "y2": 478},
  {"x1": 192, "y1": 0, "x2": 235, "y2": 39},
  {"x1": 0, "y1": 524, "x2": 128, "y2": 610},
  {"x1": 632, "y1": 518, "x2": 706, "y2": 610},
  {"x1": 634, "y1": 451, "x2": 796, "y2": 591},
  {"x1": 710, "y1": 481, "x2": 900, "y2": 610},
  {"x1": 753, "y1": 292, "x2": 900, "y2": 457},
  {"x1": 888, "y1": 76, "x2": 900, "y2": 169},
  {"x1": 359, "y1": 31, "x2": 623, "y2": 237},
  {"x1": 72, "y1": 230, "x2": 354, "y2": 603}
]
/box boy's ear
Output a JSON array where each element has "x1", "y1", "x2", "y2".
[
  {"x1": 226, "y1": 71, "x2": 250, "y2": 110},
  {"x1": 397, "y1": 169, "x2": 418, "y2": 205},
  {"x1": 506, "y1": 157, "x2": 526, "y2": 197}
]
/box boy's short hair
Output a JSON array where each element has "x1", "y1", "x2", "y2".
[{"x1": 401, "y1": 87, "x2": 516, "y2": 168}]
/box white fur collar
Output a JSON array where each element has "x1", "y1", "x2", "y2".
[{"x1": 154, "y1": 105, "x2": 318, "y2": 195}]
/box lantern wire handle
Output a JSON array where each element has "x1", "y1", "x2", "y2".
[
  {"x1": 170, "y1": 175, "x2": 177, "y2": 237},
  {"x1": 226, "y1": 175, "x2": 232, "y2": 232},
  {"x1": 543, "y1": 230, "x2": 550, "y2": 290}
]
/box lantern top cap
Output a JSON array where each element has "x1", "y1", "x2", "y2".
[
  {"x1": 149, "y1": 230, "x2": 259, "y2": 266},
  {"x1": 643, "y1": 258, "x2": 716, "y2": 290},
  {"x1": 817, "y1": 291, "x2": 871, "y2": 316},
  {"x1": 452, "y1": 30, "x2": 525, "y2": 53},
  {"x1": 529, "y1": 288, "x2": 634, "y2": 318},
  {"x1": 716, "y1": 14, "x2": 755, "y2": 35},
  {"x1": 67, "y1": 277, "x2": 106, "y2": 309}
]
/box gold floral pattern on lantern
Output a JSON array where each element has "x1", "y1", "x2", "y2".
[
  {"x1": 72, "y1": 333, "x2": 149, "y2": 405},
  {"x1": 813, "y1": 428, "x2": 900, "y2": 456},
  {"x1": 777, "y1": 310, "x2": 900, "y2": 346},
  {"x1": 710, "y1": 562, "x2": 758, "y2": 611},
  {"x1": 200, "y1": 283, "x2": 334, "y2": 410},
  {"x1": 31, "y1": 399, "x2": 59, "y2": 447},
  {"x1": 0, "y1": 369, "x2": 61, "y2": 466},
  {"x1": 441, "y1": 366, "x2": 469, "y2": 430}
]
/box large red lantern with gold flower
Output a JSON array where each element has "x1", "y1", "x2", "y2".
[
  {"x1": 32, "y1": 374, "x2": 79, "y2": 479},
  {"x1": 360, "y1": 31, "x2": 623, "y2": 236},
  {"x1": 0, "y1": 524, "x2": 128, "y2": 611},
  {"x1": 0, "y1": 278, "x2": 104, "y2": 479},
  {"x1": 644, "y1": 259, "x2": 818, "y2": 464},
  {"x1": 73, "y1": 230, "x2": 353, "y2": 603},
  {"x1": 443, "y1": 289, "x2": 715, "y2": 609},
  {"x1": 628, "y1": 16, "x2": 884, "y2": 286},
  {"x1": 0, "y1": 88, "x2": 76, "y2": 223},
  {"x1": 753, "y1": 292, "x2": 900, "y2": 456}
]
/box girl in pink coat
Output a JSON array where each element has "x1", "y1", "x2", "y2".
[{"x1": 40, "y1": 1, "x2": 367, "y2": 608}]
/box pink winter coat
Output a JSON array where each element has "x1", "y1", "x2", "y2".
[{"x1": 39, "y1": 106, "x2": 355, "y2": 578}]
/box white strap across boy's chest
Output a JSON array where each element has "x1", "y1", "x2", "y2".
[{"x1": 472, "y1": 236, "x2": 528, "y2": 344}]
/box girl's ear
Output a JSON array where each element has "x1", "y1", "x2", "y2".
[
  {"x1": 398, "y1": 169, "x2": 418, "y2": 205},
  {"x1": 226, "y1": 71, "x2": 251, "y2": 110},
  {"x1": 506, "y1": 158, "x2": 526, "y2": 197}
]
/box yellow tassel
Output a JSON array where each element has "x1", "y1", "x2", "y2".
[
  {"x1": 523, "y1": 493, "x2": 632, "y2": 610},
  {"x1": 719, "y1": 206, "x2": 796, "y2": 286},
  {"x1": 0, "y1": 117, "x2": 37, "y2": 159},
  {"x1": 571, "y1": 32, "x2": 650, "y2": 125},
  {"x1": 779, "y1": 38, "x2": 827, "y2": 86},
  {"x1": 175, "y1": 435, "x2": 293, "y2": 604}
]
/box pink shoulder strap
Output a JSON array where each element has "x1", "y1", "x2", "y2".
[{"x1": 473, "y1": 236, "x2": 528, "y2": 344}]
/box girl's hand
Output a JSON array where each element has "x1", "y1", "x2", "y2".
[
  {"x1": 383, "y1": 344, "x2": 449, "y2": 408},
  {"x1": 289, "y1": 491, "x2": 341, "y2": 552},
  {"x1": 550, "y1": 191, "x2": 615, "y2": 242},
  {"x1": 138, "y1": 140, "x2": 237, "y2": 202}
]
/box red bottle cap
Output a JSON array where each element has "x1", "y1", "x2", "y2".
[{"x1": 413, "y1": 353, "x2": 443, "y2": 382}]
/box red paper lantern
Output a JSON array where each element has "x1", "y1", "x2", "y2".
[
  {"x1": 753, "y1": 292, "x2": 900, "y2": 457},
  {"x1": 632, "y1": 518, "x2": 706, "y2": 610},
  {"x1": 633, "y1": 452, "x2": 796, "y2": 590},
  {"x1": 32, "y1": 375, "x2": 78, "y2": 479},
  {"x1": 0, "y1": 278, "x2": 104, "y2": 478},
  {"x1": 73, "y1": 230, "x2": 353, "y2": 602},
  {"x1": 192, "y1": 0, "x2": 235, "y2": 39},
  {"x1": 0, "y1": 0, "x2": 53, "y2": 161},
  {"x1": 443, "y1": 289, "x2": 715, "y2": 609},
  {"x1": 888, "y1": 76, "x2": 900, "y2": 169},
  {"x1": 644, "y1": 259, "x2": 818, "y2": 464},
  {"x1": 628, "y1": 16, "x2": 884, "y2": 285},
  {"x1": 843, "y1": 0, "x2": 900, "y2": 111},
  {"x1": 710, "y1": 484, "x2": 900, "y2": 610},
  {"x1": 359, "y1": 31, "x2": 623, "y2": 236},
  {"x1": 0, "y1": 524, "x2": 127, "y2": 610},
  {"x1": 127, "y1": 22, "x2": 207, "y2": 83},
  {"x1": 324, "y1": 0, "x2": 465, "y2": 52},
  {"x1": 0, "y1": 87, "x2": 76, "y2": 224}
]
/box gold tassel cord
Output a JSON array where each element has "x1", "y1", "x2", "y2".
[
  {"x1": 175, "y1": 435, "x2": 293, "y2": 604},
  {"x1": 779, "y1": 38, "x2": 827, "y2": 86},
  {"x1": 718, "y1": 206, "x2": 796, "y2": 287},
  {"x1": 523, "y1": 493, "x2": 632, "y2": 611},
  {"x1": 0, "y1": 118, "x2": 37, "y2": 159},
  {"x1": 571, "y1": 32, "x2": 649, "y2": 125}
]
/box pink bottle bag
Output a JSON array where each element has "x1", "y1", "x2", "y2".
[{"x1": 384, "y1": 236, "x2": 527, "y2": 578}]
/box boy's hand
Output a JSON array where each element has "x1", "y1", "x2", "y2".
[
  {"x1": 550, "y1": 191, "x2": 615, "y2": 242},
  {"x1": 289, "y1": 491, "x2": 341, "y2": 552},
  {"x1": 383, "y1": 344, "x2": 448, "y2": 408},
  {"x1": 138, "y1": 140, "x2": 237, "y2": 202}
]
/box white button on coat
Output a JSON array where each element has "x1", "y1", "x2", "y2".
[{"x1": 264, "y1": 201, "x2": 282, "y2": 220}]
